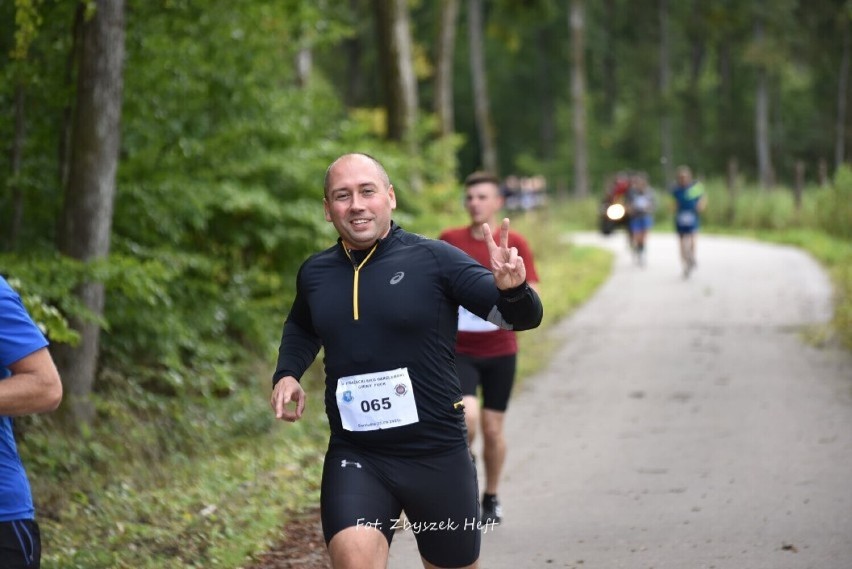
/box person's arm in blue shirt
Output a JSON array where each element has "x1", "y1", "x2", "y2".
[
  {"x1": 0, "y1": 348, "x2": 62, "y2": 416},
  {"x1": 1, "y1": 277, "x2": 63, "y2": 416}
]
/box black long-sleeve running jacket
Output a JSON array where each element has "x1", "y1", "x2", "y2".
[{"x1": 273, "y1": 222, "x2": 543, "y2": 456}]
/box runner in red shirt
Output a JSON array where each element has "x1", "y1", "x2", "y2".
[{"x1": 440, "y1": 171, "x2": 540, "y2": 525}]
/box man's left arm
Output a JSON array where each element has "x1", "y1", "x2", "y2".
[
  {"x1": 482, "y1": 220, "x2": 543, "y2": 331},
  {"x1": 444, "y1": 221, "x2": 543, "y2": 331},
  {"x1": 490, "y1": 282, "x2": 542, "y2": 331}
]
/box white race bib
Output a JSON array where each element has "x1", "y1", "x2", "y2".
[
  {"x1": 457, "y1": 306, "x2": 499, "y2": 333},
  {"x1": 677, "y1": 211, "x2": 696, "y2": 226},
  {"x1": 336, "y1": 368, "x2": 419, "y2": 431},
  {"x1": 633, "y1": 195, "x2": 650, "y2": 211}
]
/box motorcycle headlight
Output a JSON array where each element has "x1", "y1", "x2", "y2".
[{"x1": 606, "y1": 203, "x2": 626, "y2": 221}]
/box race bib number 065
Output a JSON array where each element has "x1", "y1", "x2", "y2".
[{"x1": 336, "y1": 368, "x2": 419, "y2": 432}]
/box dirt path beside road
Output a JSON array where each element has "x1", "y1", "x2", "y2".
[{"x1": 388, "y1": 231, "x2": 852, "y2": 569}]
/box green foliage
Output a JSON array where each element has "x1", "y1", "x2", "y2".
[
  {"x1": 11, "y1": 0, "x2": 42, "y2": 61},
  {"x1": 697, "y1": 178, "x2": 818, "y2": 234},
  {"x1": 2, "y1": 255, "x2": 112, "y2": 334},
  {"x1": 834, "y1": 259, "x2": 852, "y2": 350},
  {"x1": 1, "y1": 0, "x2": 79, "y2": 248},
  {"x1": 698, "y1": 169, "x2": 852, "y2": 242},
  {"x1": 7, "y1": 0, "x2": 464, "y2": 414},
  {"x1": 815, "y1": 165, "x2": 852, "y2": 240},
  {"x1": 2, "y1": 274, "x2": 79, "y2": 345},
  {"x1": 105, "y1": 0, "x2": 458, "y2": 399}
]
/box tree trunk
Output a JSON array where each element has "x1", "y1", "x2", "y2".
[
  {"x1": 373, "y1": 0, "x2": 421, "y2": 190},
  {"x1": 344, "y1": 0, "x2": 365, "y2": 107},
  {"x1": 295, "y1": 47, "x2": 312, "y2": 88},
  {"x1": 754, "y1": 18, "x2": 774, "y2": 189},
  {"x1": 836, "y1": 19, "x2": 850, "y2": 170},
  {"x1": 685, "y1": 0, "x2": 705, "y2": 166},
  {"x1": 569, "y1": 0, "x2": 589, "y2": 198},
  {"x1": 716, "y1": 35, "x2": 733, "y2": 156},
  {"x1": 54, "y1": 0, "x2": 126, "y2": 426},
  {"x1": 59, "y1": 5, "x2": 85, "y2": 195},
  {"x1": 659, "y1": 0, "x2": 674, "y2": 187},
  {"x1": 602, "y1": 0, "x2": 617, "y2": 126},
  {"x1": 373, "y1": 0, "x2": 418, "y2": 143},
  {"x1": 434, "y1": 0, "x2": 459, "y2": 138},
  {"x1": 537, "y1": 27, "x2": 556, "y2": 161},
  {"x1": 793, "y1": 160, "x2": 805, "y2": 211},
  {"x1": 468, "y1": 0, "x2": 498, "y2": 174},
  {"x1": 726, "y1": 156, "x2": 738, "y2": 223}
]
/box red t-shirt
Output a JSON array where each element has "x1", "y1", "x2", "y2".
[{"x1": 439, "y1": 226, "x2": 539, "y2": 357}]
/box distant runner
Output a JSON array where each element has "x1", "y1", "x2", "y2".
[
  {"x1": 626, "y1": 171, "x2": 656, "y2": 266},
  {"x1": 670, "y1": 165, "x2": 707, "y2": 278}
]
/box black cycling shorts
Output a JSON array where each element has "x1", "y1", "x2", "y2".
[
  {"x1": 320, "y1": 441, "x2": 481, "y2": 568},
  {"x1": 456, "y1": 353, "x2": 517, "y2": 412},
  {"x1": 0, "y1": 519, "x2": 41, "y2": 569}
]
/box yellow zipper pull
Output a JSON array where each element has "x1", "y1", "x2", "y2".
[{"x1": 345, "y1": 242, "x2": 379, "y2": 320}]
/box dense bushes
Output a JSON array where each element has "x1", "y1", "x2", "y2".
[{"x1": 815, "y1": 165, "x2": 852, "y2": 240}]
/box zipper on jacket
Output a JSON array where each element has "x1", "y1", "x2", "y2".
[{"x1": 344, "y1": 242, "x2": 379, "y2": 320}]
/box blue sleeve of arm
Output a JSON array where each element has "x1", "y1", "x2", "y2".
[{"x1": 0, "y1": 279, "x2": 49, "y2": 369}]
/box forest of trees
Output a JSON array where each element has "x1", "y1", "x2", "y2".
[{"x1": 1, "y1": 0, "x2": 851, "y2": 428}]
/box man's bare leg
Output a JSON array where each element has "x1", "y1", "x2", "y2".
[{"x1": 328, "y1": 526, "x2": 389, "y2": 569}]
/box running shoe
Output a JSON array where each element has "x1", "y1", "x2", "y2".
[{"x1": 481, "y1": 494, "x2": 502, "y2": 525}]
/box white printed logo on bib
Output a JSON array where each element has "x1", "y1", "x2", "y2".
[{"x1": 336, "y1": 367, "x2": 419, "y2": 431}]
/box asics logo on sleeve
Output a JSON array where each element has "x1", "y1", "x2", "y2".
[
  {"x1": 341, "y1": 460, "x2": 362, "y2": 469},
  {"x1": 389, "y1": 272, "x2": 405, "y2": 285}
]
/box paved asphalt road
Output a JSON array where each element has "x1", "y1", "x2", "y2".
[{"x1": 388, "y1": 231, "x2": 852, "y2": 569}]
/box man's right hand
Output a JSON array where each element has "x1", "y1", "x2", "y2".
[{"x1": 270, "y1": 376, "x2": 306, "y2": 422}]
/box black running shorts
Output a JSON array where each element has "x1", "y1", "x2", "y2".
[
  {"x1": 320, "y1": 441, "x2": 481, "y2": 568},
  {"x1": 456, "y1": 353, "x2": 517, "y2": 412},
  {"x1": 0, "y1": 519, "x2": 41, "y2": 569}
]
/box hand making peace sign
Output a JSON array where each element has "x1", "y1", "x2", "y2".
[{"x1": 482, "y1": 218, "x2": 527, "y2": 290}]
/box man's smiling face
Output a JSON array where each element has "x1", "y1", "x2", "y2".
[{"x1": 324, "y1": 154, "x2": 397, "y2": 250}]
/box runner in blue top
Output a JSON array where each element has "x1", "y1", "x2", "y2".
[
  {"x1": 0, "y1": 276, "x2": 63, "y2": 568},
  {"x1": 626, "y1": 171, "x2": 656, "y2": 267},
  {"x1": 670, "y1": 165, "x2": 707, "y2": 278},
  {"x1": 269, "y1": 153, "x2": 542, "y2": 569}
]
